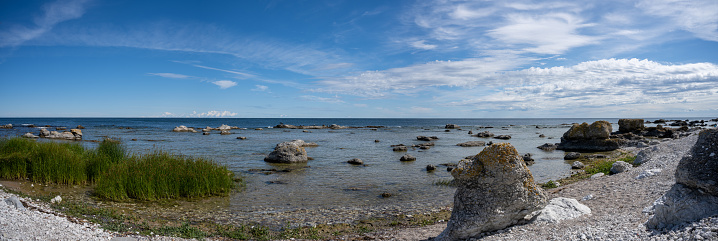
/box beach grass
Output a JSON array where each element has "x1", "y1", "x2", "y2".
[{"x1": 0, "y1": 137, "x2": 236, "y2": 201}]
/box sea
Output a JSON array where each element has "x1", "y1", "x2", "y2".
[{"x1": 1, "y1": 117, "x2": 714, "y2": 215}]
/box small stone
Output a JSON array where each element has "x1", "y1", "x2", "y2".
[
  {"x1": 609, "y1": 161, "x2": 632, "y2": 174},
  {"x1": 426, "y1": 164, "x2": 436, "y2": 171},
  {"x1": 347, "y1": 158, "x2": 364, "y2": 165},
  {"x1": 381, "y1": 192, "x2": 392, "y2": 198},
  {"x1": 564, "y1": 152, "x2": 581, "y2": 160},
  {"x1": 400, "y1": 154, "x2": 416, "y2": 162},
  {"x1": 572, "y1": 161, "x2": 585, "y2": 169},
  {"x1": 51, "y1": 195, "x2": 62, "y2": 204}
]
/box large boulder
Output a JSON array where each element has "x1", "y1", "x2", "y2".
[
  {"x1": 436, "y1": 143, "x2": 548, "y2": 241},
  {"x1": 646, "y1": 129, "x2": 718, "y2": 229},
  {"x1": 264, "y1": 140, "x2": 309, "y2": 163},
  {"x1": 557, "y1": 121, "x2": 622, "y2": 151},
  {"x1": 618, "y1": 119, "x2": 645, "y2": 133},
  {"x1": 675, "y1": 129, "x2": 718, "y2": 196}
]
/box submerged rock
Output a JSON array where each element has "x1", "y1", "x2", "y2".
[
  {"x1": 436, "y1": 143, "x2": 547, "y2": 241},
  {"x1": 537, "y1": 143, "x2": 558, "y2": 151},
  {"x1": 475, "y1": 131, "x2": 494, "y2": 138},
  {"x1": 400, "y1": 154, "x2": 416, "y2": 162},
  {"x1": 456, "y1": 141, "x2": 486, "y2": 147},
  {"x1": 445, "y1": 124, "x2": 460, "y2": 129},
  {"x1": 347, "y1": 158, "x2": 363, "y2": 165}
]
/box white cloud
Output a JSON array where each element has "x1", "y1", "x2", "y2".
[
  {"x1": 212, "y1": 80, "x2": 237, "y2": 89},
  {"x1": 0, "y1": 0, "x2": 89, "y2": 47},
  {"x1": 251, "y1": 85, "x2": 269, "y2": 92},
  {"x1": 159, "y1": 110, "x2": 238, "y2": 118},
  {"x1": 487, "y1": 13, "x2": 601, "y2": 54},
  {"x1": 149, "y1": 73, "x2": 191, "y2": 79},
  {"x1": 637, "y1": 0, "x2": 718, "y2": 41},
  {"x1": 299, "y1": 95, "x2": 344, "y2": 103},
  {"x1": 410, "y1": 40, "x2": 437, "y2": 50}
]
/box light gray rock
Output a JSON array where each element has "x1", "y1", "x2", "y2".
[
  {"x1": 635, "y1": 168, "x2": 662, "y2": 180},
  {"x1": 591, "y1": 173, "x2": 604, "y2": 179},
  {"x1": 436, "y1": 143, "x2": 548, "y2": 241},
  {"x1": 22, "y1": 133, "x2": 38, "y2": 138},
  {"x1": 675, "y1": 129, "x2": 718, "y2": 196},
  {"x1": 220, "y1": 130, "x2": 231, "y2": 135},
  {"x1": 4, "y1": 196, "x2": 25, "y2": 210},
  {"x1": 218, "y1": 124, "x2": 231, "y2": 130},
  {"x1": 533, "y1": 197, "x2": 591, "y2": 223},
  {"x1": 646, "y1": 184, "x2": 718, "y2": 229},
  {"x1": 172, "y1": 125, "x2": 197, "y2": 133},
  {"x1": 572, "y1": 161, "x2": 585, "y2": 169},
  {"x1": 610, "y1": 161, "x2": 633, "y2": 174},
  {"x1": 264, "y1": 140, "x2": 309, "y2": 163},
  {"x1": 564, "y1": 152, "x2": 581, "y2": 160},
  {"x1": 0, "y1": 124, "x2": 12, "y2": 129},
  {"x1": 50, "y1": 196, "x2": 62, "y2": 204}
]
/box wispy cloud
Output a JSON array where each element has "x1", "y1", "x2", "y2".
[
  {"x1": 251, "y1": 85, "x2": 269, "y2": 92},
  {"x1": 148, "y1": 73, "x2": 191, "y2": 79},
  {"x1": 161, "y1": 110, "x2": 238, "y2": 118},
  {"x1": 410, "y1": 40, "x2": 437, "y2": 50},
  {"x1": 212, "y1": 80, "x2": 237, "y2": 89},
  {"x1": 299, "y1": 95, "x2": 345, "y2": 103},
  {"x1": 0, "y1": 0, "x2": 90, "y2": 47}
]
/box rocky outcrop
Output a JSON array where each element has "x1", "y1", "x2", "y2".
[
  {"x1": 618, "y1": 119, "x2": 645, "y2": 133},
  {"x1": 436, "y1": 143, "x2": 548, "y2": 241},
  {"x1": 0, "y1": 124, "x2": 12, "y2": 129},
  {"x1": 647, "y1": 129, "x2": 718, "y2": 229},
  {"x1": 557, "y1": 121, "x2": 622, "y2": 151},
  {"x1": 264, "y1": 140, "x2": 310, "y2": 163},
  {"x1": 572, "y1": 161, "x2": 585, "y2": 169},
  {"x1": 173, "y1": 125, "x2": 197, "y2": 133},
  {"x1": 39, "y1": 128, "x2": 81, "y2": 140},
  {"x1": 456, "y1": 141, "x2": 485, "y2": 147},
  {"x1": 274, "y1": 124, "x2": 347, "y2": 129},
  {"x1": 532, "y1": 197, "x2": 591, "y2": 223},
  {"x1": 644, "y1": 125, "x2": 676, "y2": 138},
  {"x1": 445, "y1": 124, "x2": 460, "y2": 129},
  {"x1": 393, "y1": 146, "x2": 408, "y2": 152}
]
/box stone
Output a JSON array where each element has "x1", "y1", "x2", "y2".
[
  {"x1": 537, "y1": 143, "x2": 558, "y2": 151},
  {"x1": 533, "y1": 197, "x2": 591, "y2": 223},
  {"x1": 564, "y1": 152, "x2": 581, "y2": 160},
  {"x1": 427, "y1": 164, "x2": 437, "y2": 171},
  {"x1": 218, "y1": 124, "x2": 232, "y2": 130},
  {"x1": 173, "y1": 125, "x2": 197, "y2": 132},
  {"x1": 539, "y1": 134, "x2": 546, "y2": 138},
  {"x1": 675, "y1": 129, "x2": 718, "y2": 196},
  {"x1": 456, "y1": 141, "x2": 486, "y2": 147},
  {"x1": 50, "y1": 195, "x2": 62, "y2": 204},
  {"x1": 523, "y1": 153, "x2": 535, "y2": 165},
  {"x1": 445, "y1": 124, "x2": 460, "y2": 129},
  {"x1": 558, "y1": 121, "x2": 621, "y2": 151},
  {"x1": 393, "y1": 146, "x2": 408, "y2": 152},
  {"x1": 644, "y1": 125, "x2": 676, "y2": 138},
  {"x1": 591, "y1": 173, "x2": 604, "y2": 179},
  {"x1": 203, "y1": 132, "x2": 210, "y2": 135},
  {"x1": 646, "y1": 184, "x2": 718, "y2": 229},
  {"x1": 618, "y1": 119, "x2": 645, "y2": 133},
  {"x1": 347, "y1": 158, "x2": 363, "y2": 165},
  {"x1": 237, "y1": 136, "x2": 247, "y2": 140},
  {"x1": 572, "y1": 161, "x2": 585, "y2": 169},
  {"x1": 468, "y1": 131, "x2": 473, "y2": 135},
  {"x1": 494, "y1": 135, "x2": 511, "y2": 140},
  {"x1": 436, "y1": 143, "x2": 548, "y2": 240},
  {"x1": 4, "y1": 196, "x2": 25, "y2": 210},
  {"x1": 76, "y1": 125, "x2": 84, "y2": 129},
  {"x1": 0, "y1": 124, "x2": 12, "y2": 129},
  {"x1": 400, "y1": 154, "x2": 416, "y2": 162},
  {"x1": 609, "y1": 161, "x2": 632, "y2": 174},
  {"x1": 220, "y1": 130, "x2": 231, "y2": 135},
  {"x1": 635, "y1": 168, "x2": 662, "y2": 180},
  {"x1": 264, "y1": 140, "x2": 309, "y2": 163},
  {"x1": 475, "y1": 131, "x2": 494, "y2": 138},
  {"x1": 381, "y1": 192, "x2": 392, "y2": 198},
  {"x1": 417, "y1": 136, "x2": 439, "y2": 141},
  {"x1": 22, "y1": 133, "x2": 38, "y2": 138}
]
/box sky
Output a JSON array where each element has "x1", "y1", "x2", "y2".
[{"x1": 1, "y1": 0, "x2": 717, "y2": 118}]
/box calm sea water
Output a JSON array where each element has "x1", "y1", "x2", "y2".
[{"x1": 0, "y1": 117, "x2": 708, "y2": 213}]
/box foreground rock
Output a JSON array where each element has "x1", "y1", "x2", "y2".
[
  {"x1": 532, "y1": 197, "x2": 591, "y2": 223},
  {"x1": 264, "y1": 140, "x2": 310, "y2": 163},
  {"x1": 647, "y1": 129, "x2": 718, "y2": 229},
  {"x1": 436, "y1": 143, "x2": 548, "y2": 241},
  {"x1": 557, "y1": 121, "x2": 622, "y2": 151}
]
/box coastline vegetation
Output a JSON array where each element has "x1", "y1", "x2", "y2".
[
  {"x1": 0, "y1": 137, "x2": 236, "y2": 201},
  {"x1": 541, "y1": 152, "x2": 638, "y2": 189}
]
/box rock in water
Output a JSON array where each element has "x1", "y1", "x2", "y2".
[
  {"x1": 533, "y1": 197, "x2": 591, "y2": 223},
  {"x1": 675, "y1": 129, "x2": 718, "y2": 196},
  {"x1": 264, "y1": 140, "x2": 309, "y2": 163},
  {"x1": 436, "y1": 143, "x2": 548, "y2": 241},
  {"x1": 557, "y1": 121, "x2": 622, "y2": 151},
  {"x1": 618, "y1": 119, "x2": 645, "y2": 133},
  {"x1": 647, "y1": 129, "x2": 718, "y2": 229}
]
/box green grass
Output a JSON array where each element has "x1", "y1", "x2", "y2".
[
  {"x1": 585, "y1": 155, "x2": 638, "y2": 175},
  {"x1": 541, "y1": 180, "x2": 559, "y2": 189},
  {"x1": 0, "y1": 137, "x2": 236, "y2": 201}
]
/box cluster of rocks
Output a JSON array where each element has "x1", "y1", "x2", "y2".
[
  {"x1": 274, "y1": 123, "x2": 348, "y2": 129},
  {"x1": 22, "y1": 128, "x2": 83, "y2": 140},
  {"x1": 174, "y1": 124, "x2": 242, "y2": 134},
  {"x1": 472, "y1": 131, "x2": 511, "y2": 140},
  {"x1": 647, "y1": 129, "x2": 718, "y2": 229},
  {"x1": 264, "y1": 140, "x2": 318, "y2": 163},
  {"x1": 0, "y1": 124, "x2": 12, "y2": 129},
  {"x1": 557, "y1": 120, "x2": 621, "y2": 151},
  {"x1": 445, "y1": 124, "x2": 460, "y2": 129},
  {"x1": 456, "y1": 141, "x2": 486, "y2": 147},
  {"x1": 417, "y1": 136, "x2": 439, "y2": 141}
]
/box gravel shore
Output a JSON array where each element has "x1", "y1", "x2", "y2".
[
  {"x1": 2, "y1": 131, "x2": 717, "y2": 240},
  {"x1": 351, "y1": 131, "x2": 718, "y2": 240}
]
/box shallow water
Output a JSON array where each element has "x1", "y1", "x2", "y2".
[{"x1": 1, "y1": 117, "x2": 711, "y2": 216}]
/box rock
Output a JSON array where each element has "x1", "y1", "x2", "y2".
[
  {"x1": 610, "y1": 161, "x2": 632, "y2": 174},
  {"x1": 220, "y1": 130, "x2": 231, "y2": 135},
  {"x1": 436, "y1": 143, "x2": 547, "y2": 240},
  {"x1": 572, "y1": 161, "x2": 585, "y2": 169},
  {"x1": 76, "y1": 125, "x2": 84, "y2": 129},
  {"x1": 202, "y1": 127, "x2": 212, "y2": 132},
  {"x1": 494, "y1": 135, "x2": 511, "y2": 140},
  {"x1": 646, "y1": 184, "x2": 718, "y2": 229},
  {"x1": 39, "y1": 128, "x2": 50, "y2": 137},
  {"x1": 70, "y1": 129, "x2": 82, "y2": 139},
  {"x1": 558, "y1": 121, "x2": 621, "y2": 151},
  {"x1": 0, "y1": 124, "x2": 12, "y2": 129},
  {"x1": 539, "y1": 134, "x2": 546, "y2": 138},
  {"x1": 537, "y1": 143, "x2": 558, "y2": 151},
  {"x1": 675, "y1": 129, "x2": 718, "y2": 196},
  {"x1": 237, "y1": 136, "x2": 247, "y2": 140},
  {"x1": 257, "y1": 128, "x2": 265, "y2": 131},
  {"x1": 218, "y1": 124, "x2": 231, "y2": 130},
  {"x1": 329, "y1": 124, "x2": 347, "y2": 129},
  {"x1": 456, "y1": 141, "x2": 486, "y2": 147},
  {"x1": 475, "y1": 131, "x2": 494, "y2": 138},
  {"x1": 427, "y1": 164, "x2": 436, "y2": 171},
  {"x1": 4, "y1": 196, "x2": 25, "y2": 210},
  {"x1": 393, "y1": 146, "x2": 408, "y2": 152},
  {"x1": 275, "y1": 124, "x2": 299, "y2": 129},
  {"x1": 381, "y1": 192, "x2": 392, "y2": 198},
  {"x1": 532, "y1": 197, "x2": 591, "y2": 223},
  {"x1": 400, "y1": 154, "x2": 416, "y2": 162},
  {"x1": 417, "y1": 136, "x2": 439, "y2": 141},
  {"x1": 564, "y1": 152, "x2": 581, "y2": 160},
  {"x1": 22, "y1": 133, "x2": 38, "y2": 138},
  {"x1": 445, "y1": 124, "x2": 460, "y2": 129},
  {"x1": 50, "y1": 195, "x2": 62, "y2": 204},
  {"x1": 203, "y1": 132, "x2": 210, "y2": 135},
  {"x1": 591, "y1": 173, "x2": 604, "y2": 179},
  {"x1": 644, "y1": 125, "x2": 676, "y2": 138},
  {"x1": 347, "y1": 158, "x2": 363, "y2": 165},
  {"x1": 468, "y1": 131, "x2": 473, "y2": 135},
  {"x1": 523, "y1": 153, "x2": 535, "y2": 165},
  {"x1": 264, "y1": 140, "x2": 309, "y2": 163},
  {"x1": 618, "y1": 119, "x2": 645, "y2": 133},
  {"x1": 173, "y1": 125, "x2": 197, "y2": 133},
  {"x1": 635, "y1": 168, "x2": 662, "y2": 179}
]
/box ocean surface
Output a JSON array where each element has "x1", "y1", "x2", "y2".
[{"x1": 0, "y1": 117, "x2": 711, "y2": 214}]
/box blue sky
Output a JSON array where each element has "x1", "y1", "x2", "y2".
[{"x1": 1, "y1": 0, "x2": 717, "y2": 118}]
